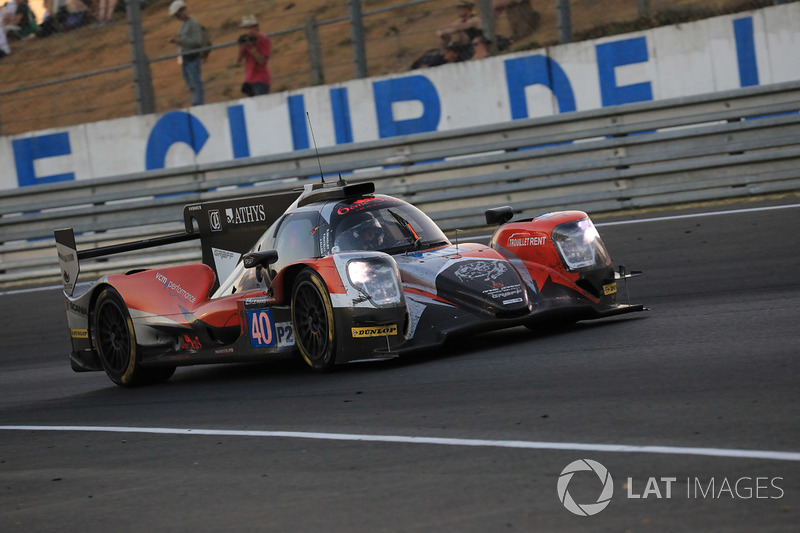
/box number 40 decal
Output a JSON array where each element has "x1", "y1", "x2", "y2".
[{"x1": 248, "y1": 310, "x2": 275, "y2": 348}]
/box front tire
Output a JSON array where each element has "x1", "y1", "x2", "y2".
[
  {"x1": 291, "y1": 269, "x2": 337, "y2": 371},
  {"x1": 93, "y1": 288, "x2": 174, "y2": 387}
]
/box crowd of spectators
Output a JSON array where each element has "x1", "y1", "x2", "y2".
[
  {"x1": 412, "y1": 0, "x2": 539, "y2": 70},
  {"x1": 1, "y1": 0, "x2": 121, "y2": 57}
]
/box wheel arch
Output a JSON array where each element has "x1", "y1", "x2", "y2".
[{"x1": 86, "y1": 282, "x2": 115, "y2": 352}]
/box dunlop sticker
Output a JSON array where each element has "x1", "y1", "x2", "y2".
[
  {"x1": 603, "y1": 283, "x2": 617, "y2": 296},
  {"x1": 351, "y1": 325, "x2": 398, "y2": 338},
  {"x1": 70, "y1": 328, "x2": 89, "y2": 339}
]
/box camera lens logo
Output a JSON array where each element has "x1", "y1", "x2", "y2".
[{"x1": 557, "y1": 459, "x2": 614, "y2": 516}]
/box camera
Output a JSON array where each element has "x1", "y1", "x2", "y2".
[{"x1": 238, "y1": 34, "x2": 257, "y2": 45}]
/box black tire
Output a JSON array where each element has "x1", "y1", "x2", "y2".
[
  {"x1": 93, "y1": 288, "x2": 175, "y2": 387},
  {"x1": 291, "y1": 269, "x2": 337, "y2": 371}
]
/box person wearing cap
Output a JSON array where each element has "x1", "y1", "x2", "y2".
[
  {"x1": 168, "y1": 0, "x2": 205, "y2": 106},
  {"x1": 436, "y1": 0, "x2": 482, "y2": 47},
  {"x1": 236, "y1": 14, "x2": 271, "y2": 97}
]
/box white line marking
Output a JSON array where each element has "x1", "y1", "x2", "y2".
[
  {"x1": 595, "y1": 202, "x2": 800, "y2": 227},
  {"x1": 0, "y1": 284, "x2": 62, "y2": 296},
  {"x1": 2, "y1": 425, "x2": 799, "y2": 462}
]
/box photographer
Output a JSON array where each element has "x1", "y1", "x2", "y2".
[{"x1": 236, "y1": 15, "x2": 271, "y2": 97}]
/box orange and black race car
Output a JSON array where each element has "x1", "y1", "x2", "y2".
[{"x1": 55, "y1": 179, "x2": 644, "y2": 387}]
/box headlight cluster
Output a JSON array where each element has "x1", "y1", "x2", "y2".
[
  {"x1": 346, "y1": 258, "x2": 402, "y2": 307},
  {"x1": 552, "y1": 218, "x2": 612, "y2": 271}
]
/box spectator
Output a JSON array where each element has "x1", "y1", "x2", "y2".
[
  {"x1": 470, "y1": 34, "x2": 491, "y2": 60},
  {"x1": 442, "y1": 42, "x2": 461, "y2": 64},
  {"x1": 493, "y1": 0, "x2": 539, "y2": 41},
  {"x1": 95, "y1": 0, "x2": 118, "y2": 25},
  {"x1": 436, "y1": 1, "x2": 482, "y2": 47},
  {"x1": 2, "y1": 1, "x2": 18, "y2": 25},
  {"x1": 0, "y1": 14, "x2": 10, "y2": 58},
  {"x1": 5, "y1": 0, "x2": 38, "y2": 40},
  {"x1": 64, "y1": 0, "x2": 89, "y2": 30},
  {"x1": 236, "y1": 14, "x2": 271, "y2": 97},
  {"x1": 168, "y1": 0, "x2": 205, "y2": 106}
]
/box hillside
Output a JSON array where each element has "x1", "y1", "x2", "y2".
[{"x1": 0, "y1": 0, "x2": 775, "y2": 136}]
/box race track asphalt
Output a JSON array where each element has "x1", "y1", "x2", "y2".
[{"x1": 1, "y1": 198, "x2": 798, "y2": 532}]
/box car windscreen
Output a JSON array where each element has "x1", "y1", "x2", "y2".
[{"x1": 328, "y1": 196, "x2": 449, "y2": 255}]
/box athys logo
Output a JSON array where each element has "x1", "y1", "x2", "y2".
[{"x1": 557, "y1": 459, "x2": 614, "y2": 516}]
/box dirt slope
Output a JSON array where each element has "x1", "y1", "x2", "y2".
[{"x1": 0, "y1": 0, "x2": 770, "y2": 135}]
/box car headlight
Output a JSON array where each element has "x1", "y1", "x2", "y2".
[
  {"x1": 552, "y1": 218, "x2": 612, "y2": 271},
  {"x1": 346, "y1": 258, "x2": 402, "y2": 307}
]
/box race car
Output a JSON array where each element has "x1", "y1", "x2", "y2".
[{"x1": 54, "y1": 179, "x2": 644, "y2": 387}]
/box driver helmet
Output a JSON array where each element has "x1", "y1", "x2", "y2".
[{"x1": 351, "y1": 214, "x2": 385, "y2": 250}]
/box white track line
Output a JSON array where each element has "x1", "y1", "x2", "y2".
[
  {"x1": 2, "y1": 425, "x2": 799, "y2": 462},
  {"x1": 595, "y1": 202, "x2": 800, "y2": 227}
]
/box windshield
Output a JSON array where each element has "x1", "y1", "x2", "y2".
[{"x1": 329, "y1": 196, "x2": 449, "y2": 255}]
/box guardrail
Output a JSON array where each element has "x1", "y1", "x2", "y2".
[{"x1": 2, "y1": 80, "x2": 799, "y2": 288}]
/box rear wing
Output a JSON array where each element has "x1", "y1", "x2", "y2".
[
  {"x1": 54, "y1": 190, "x2": 297, "y2": 297},
  {"x1": 54, "y1": 228, "x2": 200, "y2": 296}
]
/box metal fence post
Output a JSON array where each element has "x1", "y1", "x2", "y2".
[
  {"x1": 305, "y1": 18, "x2": 325, "y2": 86},
  {"x1": 127, "y1": 0, "x2": 156, "y2": 115},
  {"x1": 477, "y1": 0, "x2": 497, "y2": 54},
  {"x1": 348, "y1": 0, "x2": 368, "y2": 79},
  {"x1": 637, "y1": 0, "x2": 651, "y2": 17},
  {"x1": 556, "y1": 0, "x2": 572, "y2": 44}
]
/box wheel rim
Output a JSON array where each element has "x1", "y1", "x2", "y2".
[
  {"x1": 96, "y1": 299, "x2": 131, "y2": 374},
  {"x1": 294, "y1": 281, "x2": 330, "y2": 362}
]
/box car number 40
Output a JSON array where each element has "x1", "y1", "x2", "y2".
[{"x1": 247, "y1": 309, "x2": 295, "y2": 349}]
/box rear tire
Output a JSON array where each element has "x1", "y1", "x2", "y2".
[
  {"x1": 93, "y1": 288, "x2": 174, "y2": 387},
  {"x1": 291, "y1": 269, "x2": 337, "y2": 371}
]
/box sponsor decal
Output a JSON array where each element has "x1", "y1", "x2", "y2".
[
  {"x1": 226, "y1": 204, "x2": 266, "y2": 225},
  {"x1": 503, "y1": 297, "x2": 524, "y2": 305},
  {"x1": 181, "y1": 334, "x2": 203, "y2": 351},
  {"x1": 507, "y1": 232, "x2": 546, "y2": 247},
  {"x1": 211, "y1": 248, "x2": 241, "y2": 283},
  {"x1": 336, "y1": 197, "x2": 391, "y2": 216},
  {"x1": 155, "y1": 272, "x2": 197, "y2": 304},
  {"x1": 70, "y1": 328, "x2": 89, "y2": 339},
  {"x1": 247, "y1": 309, "x2": 275, "y2": 348},
  {"x1": 454, "y1": 261, "x2": 508, "y2": 283},
  {"x1": 187, "y1": 205, "x2": 202, "y2": 212},
  {"x1": 603, "y1": 283, "x2": 617, "y2": 295},
  {"x1": 351, "y1": 325, "x2": 398, "y2": 338},
  {"x1": 57, "y1": 251, "x2": 75, "y2": 263},
  {"x1": 319, "y1": 227, "x2": 332, "y2": 255},
  {"x1": 483, "y1": 284, "x2": 523, "y2": 300},
  {"x1": 244, "y1": 297, "x2": 269, "y2": 309},
  {"x1": 209, "y1": 209, "x2": 222, "y2": 232},
  {"x1": 215, "y1": 347, "x2": 235, "y2": 355},
  {"x1": 69, "y1": 302, "x2": 88, "y2": 316}
]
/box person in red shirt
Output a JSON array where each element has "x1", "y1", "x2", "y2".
[{"x1": 236, "y1": 15, "x2": 271, "y2": 97}]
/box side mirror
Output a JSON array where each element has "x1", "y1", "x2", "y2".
[
  {"x1": 243, "y1": 249, "x2": 279, "y2": 269},
  {"x1": 485, "y1": 206, "x2": 514, "y2": 225}
]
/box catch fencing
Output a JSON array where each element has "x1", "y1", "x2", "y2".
[{"x1": 1, "y1": 79, "x2": 799, "y2": 288}]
